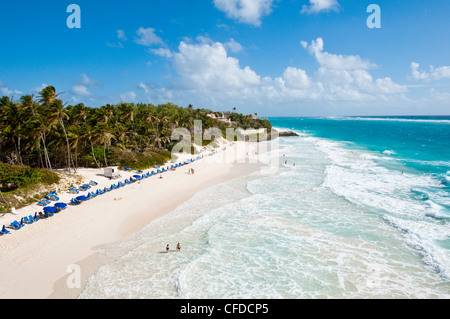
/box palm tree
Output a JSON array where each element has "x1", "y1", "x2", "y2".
[
  {"x1": 81, "y1": 127, "x2": 100, "y2": 168},
  {"x1": 18, "y1": 94, "x2": 49, "y2": 168},
  {"x1": 48, "y1": 98, "x2": 76, "y2": 173},
  {"x1": 38, "y1": 86, "x2": 65, "y2": 170},
  {"x1": 0, "y1": 97, "x2": 23, "y2": 164},
  {"x1": 94, "y1": 124, "x2": 116, "y2": 167}
]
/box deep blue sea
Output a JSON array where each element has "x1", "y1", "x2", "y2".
[{"x1": 79, "y1": 116, "x2": 450, "y2": 299}]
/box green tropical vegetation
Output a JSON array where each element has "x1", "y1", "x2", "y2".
[{"x1": 0, "y1": 85, "x2": 272, "y2": 198}]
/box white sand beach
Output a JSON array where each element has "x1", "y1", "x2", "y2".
[{"x1": 0, "y1": 141, "x2": 264, "y2": 299}]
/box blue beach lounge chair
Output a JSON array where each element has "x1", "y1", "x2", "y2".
[
  {"x1": 46, "y1": 194, "x2": 59, "y2": 201},
  {"x1": 1, "y1": 225, "x2": 10, "y2": 235},
  {"x1": 23, "y1": 216, "x2": 34, "y2": 224},
  {"x1": 10, "y1": 221, "x2": 21, "y2": 230},
  {"x1": 70, "y1": 198, "x2": 81, "y2": 205},
  {"x1": 89, "y1": 180, "x2": 98, "y2": 186},
  {"x1": 45, "y1": 191, "x2": 59, "y2": 201},
  {"x1": 38, "y1": 212, "x2": 47, "y2": 219},
  {"x1": 44, "y1": 206, "x2": 58, "y2": 214},
  {"x1": 18, "y1": 219, "x2": 26, "y2": 228},
  {"x1": 30, "y1": 214, "x2": 39, "y2": 222},
  {"x1": 69, "y1": 187, "x2": 79, "y2": 194},
  {"x1": 55, "y1": 202, "x2": 68, "y2": 210}
]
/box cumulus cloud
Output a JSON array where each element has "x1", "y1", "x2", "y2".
[
  {"x1": 171, "y1": 40, "x2": 261, "y2": 92},
  {"x1": 281, "y1": 67, "x2": 311, "y2": 89},
  {"x1": 137, "y1": 37, "x2": 407, "y2": 112},
  {"x1": 411, "y1": 62, "x2": 450, "y2": 81},
  {"x1": 213, "y1": 0, "x2": 275, "y2": 26},
  {"x1": 301, "y1": 38, "x2": 376, "y2": 70},
  {"x1": 134, "y1": 27, "x2": 165, "y2": 46},
  {"x1": 301, "y1": 0, "x2": 340, "y2": 14}
]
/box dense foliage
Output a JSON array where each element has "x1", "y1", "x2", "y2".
[
  {"x1": 0, "y1": 162, "x2": 60, "y2": 191},
  {"x1": 0, "y1": 86, "x2": 272, "y2": 172}
]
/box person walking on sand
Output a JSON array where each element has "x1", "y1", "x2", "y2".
[
  {"x1": 166, "y1": 244, "x2": 170, "y2": 253},
  {"x1": 177, "y1": 243, "x2": 181, "y2": 252}
]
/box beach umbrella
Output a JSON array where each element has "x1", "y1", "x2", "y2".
[
  {"x1": 43, "y1": 206, "x2": 58, "y2": 213},
  {"x1": 76, "y1": 195, "x2": 88, "y2": 201},
  {"x1": 54, "y1": 202, "x2": 67, "y2": 209}
]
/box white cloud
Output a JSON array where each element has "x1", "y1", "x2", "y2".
[
  {"x1": 117, "y1": 30, "x2": 127, "y2": 41},
  {"x1": 72, "y1": 85, "x2": 92, "y2": 97},
  {"x1": 139, "y1": 82, "x2": 150, "y2": 94},
  {"x1": 301, "y1": 0, "x2": 339, "y2": 14},
  {"x1": 149, "y1": 47, "x2": 173, "y2": 58},
  {"x1": 224, "y1": 38, "x2": 243, "y2": 53},
  {"x1": 281, "y1": 67, "x2": 311, "y2": 89},
  {"x1": 301, "y1": 38, "x2": 376, "y2": 70},
  {"x1": 78, "y1": 74, "x2": 99, "y2": 88},
  {"x1": 171, "y1": 40, "x2": 261, "y2": 92},
  {"x1": 120, "y1": 91, "x2": 137, "y2": 102},
  {"x1": 137, "y1": 37, "x2": 408, "y2": 114},
  {"x1": 134, "y1": 27, "x2": 165, "y2": 46},
  {"x1": 0, "y1": 81, "x2": 22, "y2": 96},
  {"x1": 411, "y1": 62, "x2": 450, "y2": 81},
  {"x1": 32, "y1": 83, "x2": 49, "y2": 93},
  {"x1": 71, "y1": 74, "x2": 99, "y2": 98},
  {"x1": 213, "y1": 0, "x2": 275, "y2": 26}
]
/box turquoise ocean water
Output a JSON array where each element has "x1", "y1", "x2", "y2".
[{"x1": 79, "y1": 116, "x2": 450, "y2": 299}]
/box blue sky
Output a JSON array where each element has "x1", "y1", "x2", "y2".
[{"x1": 1, "y1": 0, "x2": 449, "y2": 116}]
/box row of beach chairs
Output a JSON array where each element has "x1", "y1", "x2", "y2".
[
  {"x1": 68, "y1": 180, "x2": 98, "y2": 194},
  {"x1": 2, "y1": 159, "x2": 201, "y2": 237},
  {"x1": 1, "y1": 208, "x2": 66, "y2": 235},
  {"x1": 1, "y1": 188, "x2": 72, "y2": 235}
]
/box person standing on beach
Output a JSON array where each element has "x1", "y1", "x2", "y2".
[
  {"x1": 177, "y1": 243, "x2": 181, "y2": 252},
  {"x1": 166, "y1": 244, "x2": 170, "y2": 253}
]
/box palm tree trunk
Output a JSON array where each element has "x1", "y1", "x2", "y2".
[
  {"x1": 91, "y1": 142, "x2": 100, "y2": 168},
  {"x1": 103, "y1": 144, "x2": 108, "y2": 167},
  {"x1": 59, "y1": 117, "x2": 73, "y2": 174},
  {"x1": 17, "y1": 136, "x2": 23, "y2": 165},
  {"x1": 41, "y1": 131, "x2": 52, "y2": 170}
]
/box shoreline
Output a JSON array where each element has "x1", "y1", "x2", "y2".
[{"x1": 0, "y1": 142, "x2": 265, "y2": 299}]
